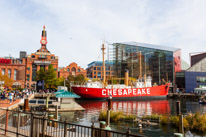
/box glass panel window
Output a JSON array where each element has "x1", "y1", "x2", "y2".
[
  {"x1": 14, "y1": 69, "x2": 17, "y2": 80},
  {"x1": 2, "y1": 69, "x2": 5, "y2": 75},
  {"x1": 78, "y1": 69, "x2": 80, "y2": 72},
  {"x1": 97, "y1": 67, "x2": 101, "y2": 70},
  {"x1": 8, "y1": 69, "x2": 11, "y2": 78},
  {"x1": 98, "y1": 72, "x2": 101, "y2": 77},
  {"x1": 197, "y1": 76, "x2": 206, "y2": 83},
  {"x1": 67, "y1": 68, "x2": 70, "y2": 72}
]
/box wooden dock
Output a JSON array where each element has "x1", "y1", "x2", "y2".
[{"x1": 167, "y1": 93, "x2": 200, "y2": 100}]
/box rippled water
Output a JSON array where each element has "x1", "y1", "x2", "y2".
[{"x1": 59, "y1": 99, "x2": 206, "y2": 137}]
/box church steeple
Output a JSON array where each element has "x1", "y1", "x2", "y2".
[{"x1": 40, "y1": 25, "x2": 47, "y2": 46}]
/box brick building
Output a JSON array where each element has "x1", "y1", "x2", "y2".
[
  {"x1": 0, "y1": 54, "x2": 26, "y2": 88},
  {"x1": 25, "y1": 26, "x2": 58, "y2": 89},
  {"x1": 59, "y1": 62, "x2": 87, "y2": 79},
  {"x1": 87, "y1": 61, "x2": 114, "y2": 79}
]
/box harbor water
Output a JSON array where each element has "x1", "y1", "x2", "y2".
[{"x1": 59, "y1": 99, "x2": 206, "y2": 137}]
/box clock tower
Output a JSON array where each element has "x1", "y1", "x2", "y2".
[{"x1": 40, "y1": 25, "x2": 48, "y2": 45}]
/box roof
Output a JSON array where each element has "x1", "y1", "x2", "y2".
[
  {"x1": 187, "y1": 56, "x2": 206, "y2": 72},
  {"x1": 114, "y1": 42, "x2": 180, "y2": 52},
  {"x1": 54, "y1": 90, "x2": 65, "y2": 94},
  {"x1": 56, "y1": 91, "x2": 80, "y2": 98},
  {"x1": 87, "y1": 60, "x2": 114, "y2": 67}
]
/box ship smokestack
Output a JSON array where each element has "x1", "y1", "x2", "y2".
[{"x1": 125, "y1": 70, "x2": 129, "y2": 86}]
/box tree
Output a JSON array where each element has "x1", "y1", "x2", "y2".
[
  {"x1": 36, "y1": 67, "x2": 46, "y2": 81},
  {"x1": 0, "y1": 73, "x2": 13, "y2": 88},
  {"x1": 36, "y1": 64, "x2": 57, "y2": 89},
  {"x1": 66, "y1": 74, "x2": 86, "y2": 90},
  {"x1": 45, "y1": 64, "x2": 57, "y2": 89}
]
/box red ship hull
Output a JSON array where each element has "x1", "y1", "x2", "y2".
[{"x1": 72, "y1": 84, "x2": 170, "y2": 99}]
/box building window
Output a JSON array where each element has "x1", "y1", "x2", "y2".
[
  {"x1": 78, "y1": 69, "x2": 80, "y2": 72},
  {"x1": 67, "y1": 68, "x2": 70, "y2": 72},
  {"x1": 197, "y1": 76, "x2": 206, "y2": 83},
  {"x1": 94, "y1": 67, "x2": 96, "y2": 70},
  {"x1": 94, "y1": 72, "x2": 96, "y2": 74},
  {"x1": 32, "y1": 55, "x2": 35, "y2": 58},
  {"x1": 98, "y1": 72, "x2": 101, "y2": 76},
  {"x1": 72, "y1": 67, "x2": 76, "y2": 72},
  {"x1": 51, "y1": 56, "x2": 55, "y2": 59},
  {"x1": 106, "y1": 72, "x2": 110, "y2": 75},
  {"x1": 14, "y1": 69, "x2": 17, "y2": 80},
  {"x1": 97, "y1": 67, "x2": 101, "y2": 70},
  {"x1": 8, "y1": 69, "x2": 11, "y2": 78},
  {"x1": 94, "y1": 76, "x2": 96, "y2": 78},
  {"x1": 2, "y1": 69, "x2": 5, "y2": 75}
]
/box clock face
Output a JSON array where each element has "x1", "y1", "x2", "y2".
[{"x1": 41, "y1": 39, "x2": 47, "y2": 44}]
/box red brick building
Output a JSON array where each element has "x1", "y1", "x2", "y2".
[
  {"x1": 59, "y1": 62, "x2": 87, "y2": 79},
  {"x1": 0, "y1": 57, "x2": 26, "y2": 88},
  {"x1": 25, "y1": 26, "x2": 58, "y2": 89}
]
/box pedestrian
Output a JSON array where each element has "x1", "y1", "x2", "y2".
[{"x1": 9, "y1": 92, "x2": 12, "y2": 104}]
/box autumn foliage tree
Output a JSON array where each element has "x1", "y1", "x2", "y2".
[{"x1": 0, "y1": 73, "x2": 13, "y2": 88}]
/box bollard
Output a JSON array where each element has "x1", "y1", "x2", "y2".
[
  {"x1": 108, "y1": 96, "x2": 112, "y2": 110},
  {"x1": 100, "y1": 121, "x2": 106, "y2": 128},
  {"x1": 106, "y1": 95, "x2": 112, "y2": 126},
  {"x1": 55, "y1": 105, "x2": 58, "y2": 119},
  {"x1": 48, "y1": 114, "x2": 54, "y2": 127},
  {"x1": 179, "y1": 115, "x2": 184, "y2": 134},
  {"x1": 24, "y1": 99, "x2": 30, "y2": 111},
  {"x1": 176, "y1": 101, "x2": 181, "y2": 115}
]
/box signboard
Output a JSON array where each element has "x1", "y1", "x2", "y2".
[
  {"x1": 37, "y1": 80, "x2": 44, "y2": 91},
  {"x1": 34, "y1": 61, "x2": 51, "y2": 65},
  {"x1": 0, "y1": 58, "x2": 11, "y2": 64}
]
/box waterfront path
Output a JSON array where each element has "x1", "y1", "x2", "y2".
[
  {"x1": 0, "y1": 99, "x2": 21, "y2": 108},
  {"x1": 0, "y1": 94, "x2": 34, "y2": 109}
]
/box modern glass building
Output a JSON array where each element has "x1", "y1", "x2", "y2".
[{"x1": 110, "y1": 42, "x2": 181, "y2": 91}]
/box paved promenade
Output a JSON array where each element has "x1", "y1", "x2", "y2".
[{"x1": 0, "y1": 99, "x2": 21, "y2": 108}]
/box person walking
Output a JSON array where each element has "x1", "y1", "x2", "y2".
[{"x1": 9, "y1": 92, "x2": 13, "y2": 104}]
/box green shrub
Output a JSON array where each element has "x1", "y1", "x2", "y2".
[
  {"x1": 170, "y1": 115, "x2": 179, "y2": 127},
  {"x1": 160, "y1": 115, "x2": 169, "y2": 125}
]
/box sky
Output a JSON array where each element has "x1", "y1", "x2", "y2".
[{"x1": 0, "y1": 0, "x2": 206, "y2": 68}]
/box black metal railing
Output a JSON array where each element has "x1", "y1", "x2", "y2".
[{"x1": 0, "y1": 108, "x2": 145, "y2": 137}]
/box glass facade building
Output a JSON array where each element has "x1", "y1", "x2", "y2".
[{"x1": 110, "y1": 42, "x2": 181, "y2": 89}]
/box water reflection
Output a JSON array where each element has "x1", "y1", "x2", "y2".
[
  {"x1": 58, "y1": 99, "x2": 206, "y2": 137},
  {"x1": 78, "y1": 100, "x2": 170, "y2": 116}
]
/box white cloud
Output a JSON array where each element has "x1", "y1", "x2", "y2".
[{"x1": 0, "y1": 0, "x2": 206, "y2": 68}]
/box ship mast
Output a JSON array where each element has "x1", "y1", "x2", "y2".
[
  {"x1": 102, "y1": 43, "x2": 106, "y2": 88},
  {"x1": 139, "y1": 51, "x2": 142, "y2": 79}
]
